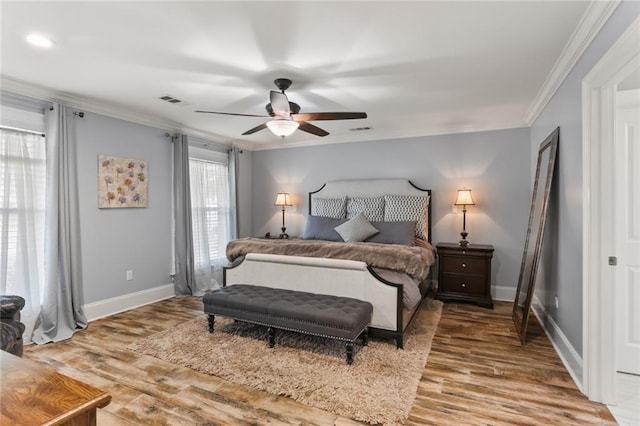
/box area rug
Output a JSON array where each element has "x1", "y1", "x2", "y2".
[{"x1": 127, "y1": 298, "x2": 443, "y2": 425}]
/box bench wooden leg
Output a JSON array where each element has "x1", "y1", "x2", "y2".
[
  {"x1": 267, "y1": 327, "x2": 276, "y2": 348},
  {"x1": 361, "y1": 328, "x2": 369, "y2": 346},
  {"x1": 208, "y1": 314, "x2": 214, "y2": 333},
  {"x1": 345, "y1": 341, "x2": 354, "y2": 365}
]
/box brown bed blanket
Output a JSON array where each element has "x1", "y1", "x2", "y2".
[{"x1": 226, "y1": 238, "x2": 435, "y2": 281}]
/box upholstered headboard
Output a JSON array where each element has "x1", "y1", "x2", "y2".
[{"x1": 308, "y1": 179, "x2": 432, "y2": 242}]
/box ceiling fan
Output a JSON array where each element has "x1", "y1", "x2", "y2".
[{"x1": 195, "y1": 78, "x2": 367, "y2": 138}]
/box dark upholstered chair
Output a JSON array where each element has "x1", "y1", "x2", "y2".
[{"x1": 1, "y1": 295, "x2": 26, "y2": 357}]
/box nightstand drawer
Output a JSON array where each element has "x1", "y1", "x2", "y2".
[
  {"x1": 440, "y1": 274, "x2": 485, "y2": 295},
  {"x1": 441, "y1": 256, "x2": 485, "y2": 275}
]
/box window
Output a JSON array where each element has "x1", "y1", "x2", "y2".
[
  {"x1": 189, "y1": 149, "x2": 231, "y2": 277},
  {"x1": 0, "y1": 128, "x2": 46, "y2": 302}
]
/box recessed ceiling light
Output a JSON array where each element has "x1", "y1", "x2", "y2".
[{"x1": 26, "y1": 33, "x2": 55, "y2": 48}]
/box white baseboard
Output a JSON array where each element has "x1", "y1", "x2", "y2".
[
  {"x1": 83, "y1": 283, "x2": 175, "y2": 322},
  {"x1": 531, "y1": 295, "x2": 584, "y2": 392},
  {"x1": 493, "y1": 285, "x2": 516, "y2": 302}
]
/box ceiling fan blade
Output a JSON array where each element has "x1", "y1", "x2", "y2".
[
  {"x1": 298, "y1": 121, "x2": 329, "y2": 137},
  {"x1": 195, "y1": 110, "x2": 268, "y2": 118},
  {"x1": 241, "y1": 122, "x2": 268, "y2": 135},
  {"x1": 292, "y1": 112, "x2": 367, "y2": 121},
  {"x1": 270, "y1": 91, "x2": 291, "y2": 118}
]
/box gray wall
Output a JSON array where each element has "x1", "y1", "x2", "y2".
[
  {"x1": 75, "y1": 113, "x2": 174, "y2": 303},
  {"x1": 530, "y1": 0, "x2": 640, "y2": 355},
  {"x1": 250, "y1": 127, "x2": 531, "y2": 296}
]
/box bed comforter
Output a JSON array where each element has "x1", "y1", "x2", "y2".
[{"x1": 226, "y1": 238, "x2": 435, "y2": 281}]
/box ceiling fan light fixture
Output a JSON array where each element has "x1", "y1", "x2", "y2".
[{"x1": 266, "y1": 119, "x2": 299, "y2": 138}]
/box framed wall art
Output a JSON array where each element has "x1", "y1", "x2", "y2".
[{"x1": 98, "y1": 155, "x2": 148, "y2": 208}]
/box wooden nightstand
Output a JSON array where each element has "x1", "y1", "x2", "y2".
[{"x1": 436, "y1": 242, "x2": 494, "y2": 309}]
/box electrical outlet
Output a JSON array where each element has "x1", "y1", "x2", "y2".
[
  {"x1": 555, "y1": 296, "x2": 559, "y2": 309},
  {"x1": 126, "y1": 270, "x2": 133, "y2": 281}
]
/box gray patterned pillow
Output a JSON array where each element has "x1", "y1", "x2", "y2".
[
  {"x1": 312, "y1": 197, "x2": 347, "y2": 218},
  {"x1": 384, "y1": 194, "x2": 430, "y2": 240},
  {"x1": 346, "y1": 196, "x2": 385, "y2": 221},
  {"x1": 334, "y1": 212, "x2": 379, "y2": 242}
]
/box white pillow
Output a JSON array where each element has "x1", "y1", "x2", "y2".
[
  {"x1": 384, "y1": 194, "x2": 430, "y2": 240},
  {"x1": 346, "y1": 196, "x2": 385, "y2": 221},
  {"x1": 312, "y1": 197, "x2": 346, "y2": 218},
  {"x1": 334, "y1": 212, "x2": 379, "y2": 242}
]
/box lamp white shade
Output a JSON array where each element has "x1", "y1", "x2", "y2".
[
  {"x1": 274, "y1": 193, "x2": 292, "y2": 206},
  {"x1": 266, "y1": 119, "x2": 299, "y2": 138},
  {"x1": 454, "y1": 189, "x2": 475, "y2": 206}
]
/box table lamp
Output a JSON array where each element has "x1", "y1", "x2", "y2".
[
  {"x1": 454, "y1": 188, "x2": 475, "y2": 247},
  {"x1": 274, "y1": 193, "x2": 293, "y2": 239}
]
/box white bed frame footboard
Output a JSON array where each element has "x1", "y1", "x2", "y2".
[{"x1": 224, "y1": 253, "x2": 402, "y2": 332}]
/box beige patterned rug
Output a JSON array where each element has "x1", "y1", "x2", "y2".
[{"x1": 127, "y1": 298, "x2": 443, "y2": 425}]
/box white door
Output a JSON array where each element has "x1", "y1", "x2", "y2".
[{"x1": 615, "y1": 88, "x2": 640, "y2": 376}]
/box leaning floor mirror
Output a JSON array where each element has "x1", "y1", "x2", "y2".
[{"x1": 513, "y1": 127, "x2": 559, "y2": 345}]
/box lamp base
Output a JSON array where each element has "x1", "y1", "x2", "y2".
[
  {"x1": 279, "y1": 227, "x2": 289, "y2": 239},
  {"x1": 459, "y1": 231, "x2": 469, "y2": 247}
]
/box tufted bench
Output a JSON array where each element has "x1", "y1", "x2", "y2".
[{"x1": 203, "y1": 284, "x2": 373, "y2": 364}]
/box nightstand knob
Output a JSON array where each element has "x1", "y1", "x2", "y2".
[
  {"x1": 462, "y1": 263, "x2": 467, "y2": 268},
  {"x1": 461, "y1": 283, "x2": 466, "y2": 288}
]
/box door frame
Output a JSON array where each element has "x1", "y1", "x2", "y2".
[{"x1": 582, "y1": 17, "x2": 640, "y2": 404}]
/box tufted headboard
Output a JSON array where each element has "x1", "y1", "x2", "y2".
[{"x1": 308, "y1": 179, "x2": 432, "y2": 242}]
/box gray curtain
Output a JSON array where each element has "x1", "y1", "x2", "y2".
[
  {"x1": 228, "y1": 146, "x2": 240, "y2": 240},
  {"x1": 32, "y1": 104, "x2": 87, "y2": 344},
  {"x1": 173, "y1": 134, "x2": 195, "y2": 296}
]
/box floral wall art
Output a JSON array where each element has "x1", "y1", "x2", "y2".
[{"x1": 98, "y1": 155, "x2": 148, "y2": 208}]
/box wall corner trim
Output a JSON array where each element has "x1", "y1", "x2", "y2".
[
  {"x1": 83, "y1": 283, "x2": 175, "y2": 322},
  {"x1": 532, "y1": 296, "x2": 584, "y2": 392},
  {"x1": 0, "y1": 76, "x2": 232, "y2": 146},
  {"x1": 524, "y1": 0, "x2": 620, "y2": 125}
]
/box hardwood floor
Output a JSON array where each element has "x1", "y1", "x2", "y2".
[{"x1": 22, "y1": 298, "x2": 616, "y2": 425}]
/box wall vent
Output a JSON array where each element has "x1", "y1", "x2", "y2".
[{"x1": 159, "y1": 95, "x2": 182, "y2": 104}]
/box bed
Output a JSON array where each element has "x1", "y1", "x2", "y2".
[{"x1": 223, "y1": 178, "x2": 435, "y2": 348}]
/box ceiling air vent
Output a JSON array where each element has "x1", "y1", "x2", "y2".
[
  {"x1": 159, "y1": 95, "x2": 182, "y2": 104},
  {"x1": 349, "y1": 126, "x2": 372, "y2": 132}
]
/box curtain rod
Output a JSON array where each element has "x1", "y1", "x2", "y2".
[
  {"x1": 165, "y1": 132, "x2": 239, "y2": 154},
  {"x1": 0, "y1": 125, "x2": 45, "y2": 137}
]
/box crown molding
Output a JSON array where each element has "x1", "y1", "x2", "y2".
[
  {"x1": 0, "y1": 76, "x2": 233, "y2": 147},
  {"x1": 0, "y1": 76, "x2": 526, "y2": 152},
  {"x1": 524, "y1": 0, "x2": 620, "y2": 125},
  {"x1": 249, "y1": 121, "x2": 528, "y2": 151}
]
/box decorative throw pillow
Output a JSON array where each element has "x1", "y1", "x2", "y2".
[
  {"x1": 384, "y1": 194, "x2": 430, "y2": 240},
  {"x1": 311, "y1": 197, "x2": 347, "y2": 219},
  {"x1": 334, "y1": 212, "x2": 379, "y2": 242},
  {"x1": 346, "y1": 196, "x2": 385, "y2": 221},
  {"x1": 366, "y1": 221, "x2": 417, "y2": 246},
  {"x1": 301, "y1": 216, "x2": 347, "y2": 241}
]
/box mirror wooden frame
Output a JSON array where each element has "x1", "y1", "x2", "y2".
[{"x1": 513, "y1": 127, "x2": 559, "y2": 345}]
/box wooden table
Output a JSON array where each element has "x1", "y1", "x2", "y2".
[{"x1": 0, "y1": 350, "x2": 111, "y2": 425}]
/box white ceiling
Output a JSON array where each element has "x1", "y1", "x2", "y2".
[{"x1": 1, "y1": 1, "x2": 595, "y2": 150}]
